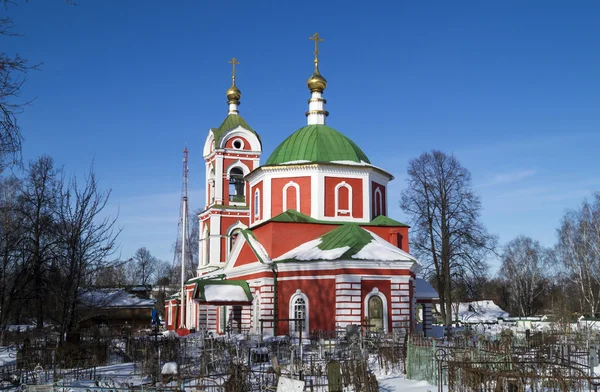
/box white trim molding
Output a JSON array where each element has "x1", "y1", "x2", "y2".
[
  {"x1": 374, "y1": 187, "x2": 383, "y2": 217},
  {"x1": 226, "y1": 221, "x2": 247, "y2": 261},
  {"x1": 282, "y1": 181, "x2": 301, "y2": 212},
  {"x1": 364, "y1": 287, "x2": 389, "y2": 333},
  {"x1": 254, "y1": 189, "x2": 261, "y2": 219},
  {"x1": 335, "y1": 181, "x2": 353, "y2": 217}
]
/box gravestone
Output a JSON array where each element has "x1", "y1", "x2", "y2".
[{"x1": 276, "y1": 377, "x2": 304, "y2": 392}]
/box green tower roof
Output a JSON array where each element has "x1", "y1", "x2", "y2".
[
  {"x1": 211, "y1": 114, "x2": 261, "y2": 149},
  {"x1": 265, "y1": 124, "x2": 370, "y2": 165}
]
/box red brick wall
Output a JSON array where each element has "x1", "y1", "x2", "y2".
[
  {"x1": 324, "y1": 177, "x2": 363, "y2": 218},
  {"x1": 271, "y1": 177, "x2": 312, "y2": 216}
]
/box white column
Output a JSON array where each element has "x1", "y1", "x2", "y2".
[{"x1": 307, "y1": 92, "x2": 327, "y2": 125}]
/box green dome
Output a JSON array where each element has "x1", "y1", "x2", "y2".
[{"x1": 265, "y1": 124, "x2": 371, "y2": 165}]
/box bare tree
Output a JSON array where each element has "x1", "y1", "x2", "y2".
[
  {"x1": 400, "y1": 150, "x2": 496, "y2": 330},
  {"x1": 132, "y1": 247, "x2": 158, "y2": 286},
  {"x1": 50, "y1": 166, "x2": 120, "y2": 341},
  {"x1": 17, "y1": 156, "x2": 60, "y2": 329},
  {"x1": 557, "y1": 192, "x2": 600, "y2": 316},
  {"x1": 0, "y1": 176, "x2": 28, "y2": 343},
  {"x1": 500, "y1": 236, "x2": 552, "y2": 316}
]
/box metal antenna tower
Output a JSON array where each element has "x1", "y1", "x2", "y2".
[{"x1": 173, "y1": 147, "x2": 192, "y2": 328}]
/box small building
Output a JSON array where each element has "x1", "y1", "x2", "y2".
[{"x1": 78, "y1": 287, "x2": 156, "y2": 329}]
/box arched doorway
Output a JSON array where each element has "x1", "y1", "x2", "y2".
[{"x1": 368, "y1": 296, "x2": 384, "y2": 332}]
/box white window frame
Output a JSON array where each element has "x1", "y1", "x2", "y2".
[
  {"x1": 289, "y1": 289, "x2": 309, "y2": 335},
  {"x1": 374, "y1": 187, "x2": 383, "y2": 217},
  {"x1": 334, "y1": 181, "x2": 353, "y2": 217},
  {"x1": 282, "y1": 181, "x2": 300, "y2": 212},
  {"x1": 226, "y1": 222, "x2": 246, "y2": 260},
  {"x1": 364, "y1": 288, "x2": 389, "y2": 334},
  {"x1": 254, "y1": 189, "x2": 260, "y2": 219}
]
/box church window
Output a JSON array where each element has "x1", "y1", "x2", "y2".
[
  {"x1": 228, "y1": 228, "x2": 242, "y2": 258},
  {"x1": 289, "y1": 290, "x2": 309, "y2": 334},
  {"x1": 335, "y1": 182, "x2": 353, "y2": 217},
  {"x1": 282, "y1": 181, "x2": 300, "y2": 212},
  {"x1": 374, "y1": 188, "x2": 383, "y2": 217},
  {"x1": 229, "y1": 167, "x2": 245, "y2": 203},
  {"x1": 254, "y1": 189, "x2": 260, "y2": 219},
  {"x1": 232, "y1": 138, "x2": 244, "y2": 150}
]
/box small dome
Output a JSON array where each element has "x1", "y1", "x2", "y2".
[
  {"x1": 307, "y1": 70, "x2": 327, "y2": 93},
  {"x1": 266, "y1": 124, "x2": 370, "y2": 165},
  {"x1": 226, "y1": 83, "x2": 241, "y2": 103}
]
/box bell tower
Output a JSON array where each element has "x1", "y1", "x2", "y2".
[{"x1": 198, "y1": 58, "x2": 262, "y2": 275}]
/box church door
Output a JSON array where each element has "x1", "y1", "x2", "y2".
[{"x1": 368, "y1": 296, "x2": 384, "y2": 332}]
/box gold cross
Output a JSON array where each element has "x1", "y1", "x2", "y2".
[
  {"x1": 309, "y1": 32, "x2": 324, "y2": 65},
  {"x1": 228, "y1": 57, "x2": 240, "y2": 80}
]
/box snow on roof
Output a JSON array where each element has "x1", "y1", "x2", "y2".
[
  {"x1": 441, "y1": 300, "x2": 509, "y2": 323},
  {"x1": 274, "y1": 238, "x2": 351, "y2": 262},
  {"x1": 355, "y1": 229, "x2": 417, "y2": 262},
  {"x1": 244, "y1": 231, "x2": 272, "y2": 263},
  {"x1": 204, "y1": 284, "x2": 249, "y2": 302},
  {"x1": 414, "y1": 278, "x2": 439, "y2": 300},
  {"x1": 273, "y1": 224, "x2": 418, "y2": 264},
  {"x1": 79, "y1": 289, "x2": 156, "y2": 309}
]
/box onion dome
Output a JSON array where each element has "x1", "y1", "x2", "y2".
[
  {"x1": 307, "y1": 67, "x2": 327, "y2": 93},
  {"x1": 265, "y1": 124, "x2": 370, "y2": 165},
  {"x1": 226, "y1": 82, "x2": 241, "y2": 104}
]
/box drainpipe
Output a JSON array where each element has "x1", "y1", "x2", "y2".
[{"x1": 270, "y1": 263, "x2": 278, "y2": 335}]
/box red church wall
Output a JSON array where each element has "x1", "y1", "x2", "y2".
[
  {"x1": 277, "y1": 278, "x2": 337, "y2": 334},
  {"x1": 361, "y1": 280, "x2": 392, "y2": 332},
  {"x1": 234, "y1": 241, "x2": 261, "y2": 267},
  {"x1": 224, "y1": 136, "x2": 250, "y2": 150},
  {"x1": 371, "y1": 181, "x2": 387, "y2": 217},
  {"x1": 324, "y1": 177, "x2": 363, "y2": 218},
  {"x1": 253, "y1": 222, "x2": 333, "y2": 258},
  {"x1": 364, "y1": 226, "x2": 410, "y2": 252},
  {"x1": 251, "y1": 181, "x2": 263, "y2": 224},
  {"x1": 271, "y1": 177, "x2": 311, "y2": 216}
]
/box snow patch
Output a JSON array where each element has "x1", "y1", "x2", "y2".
[
  {"x1": 79, "y1": 289, "x2": 156, "y2": 308},
  {"x1": 161, "y1": 362, "x2": 178, "y2": 375},
  {"x1": 274, "y1": 238, "x2": 350, "y2": 261},
  {"x1": 204, "y1": 284, "x2": 248, "y2": 302},
  {"x1": 353, "y1": 229, "x2": 417, "y2": 262},
  {"x1": 246, "y1": 234, "x2": 271, "y2": 263}
]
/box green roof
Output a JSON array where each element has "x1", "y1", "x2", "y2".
[
  {"x1": 274, "y1": 223, "x2": 416, "y2": 263},
  {"x1": 211, "y1": 114, "x2": 261, "y2": 149},
  {"x1": 317, "y1": 224, "x2": 373, "y2": 259},
  {"x1": 264, "y1": 209, "x2": 408, "y2": 227},
  {"x1": 369, "y1": 215, "x2": 409, "y2": 227},
  {"x1": 265, "y1": 124, "x2": 370, "y2": 165}
]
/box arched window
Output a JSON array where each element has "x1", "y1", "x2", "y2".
[
  {"x1": 229, "y1": 167, "x2": 245, "y2": 203},
  {"x1": 227, "y1": 228, "x2": 242, "y2": 259},
  {"x1": 289, "y1": 290, "x2": 309, "y2": 334},
  {"x1": 208, "y1": 169, "x2": 215, "y2": 204},
  {"x1": 335, "y1": 182, "x2": 353, "y2": 217},
  {"x1": 282, "y1": 181, "x2": 300, "y2": 212},
  {"x1": 254, "y1": 189, "x2": 260, "y2": 219},
  {"x1": 364, "y1": 288, "x2": 388, "y2": 333},
  {"x1": 374, "y1": 188, "x2": 383, "y2": 217}
]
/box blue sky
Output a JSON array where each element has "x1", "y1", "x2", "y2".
[{"x1": 4, "y1": 1, "x2": 600, "y2": 273}]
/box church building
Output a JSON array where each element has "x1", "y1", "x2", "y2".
[{"x1": 165, "y1": 34, "x2": 435, "y2": 337}]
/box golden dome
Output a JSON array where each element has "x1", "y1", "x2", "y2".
[
  {"x1": 307, "y1": 68, "x2": 327, "y2": 93},
  {"x1": 226, "y1": 82, "x2": 241, "y2": 103}
]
